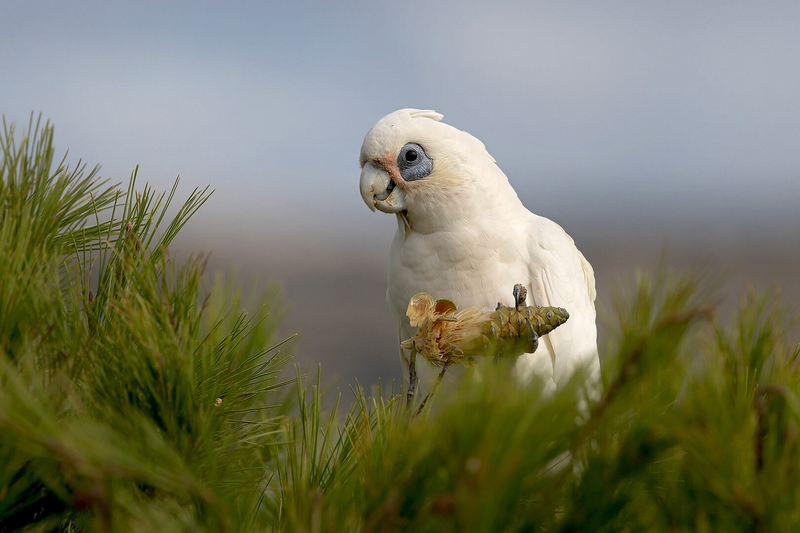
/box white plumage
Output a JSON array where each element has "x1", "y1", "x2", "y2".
[{"x1": 359, "y1": 109, "x2": 600, "y2": 397}]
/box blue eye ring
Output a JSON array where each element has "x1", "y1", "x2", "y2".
[{"x1": 397, "y1": 143, "x2": 433, "y2": 181}]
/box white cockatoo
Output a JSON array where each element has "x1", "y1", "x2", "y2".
[{"x1": 359, "y1": 108, "x2": 600, "y2": 398}]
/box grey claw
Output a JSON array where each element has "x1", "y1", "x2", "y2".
[
  {"x1": 513, "y1": 284, "x2": 527, "y2": 310},
  {"x1": 525, "y1": 317, "x2": 539, "y2": 352}
]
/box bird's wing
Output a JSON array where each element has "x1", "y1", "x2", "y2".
[{"x1": 524, "y1": 216, "x2": 600, "y2": 390}]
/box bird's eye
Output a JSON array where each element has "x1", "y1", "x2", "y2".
[{"x1": 397, "y1": 143, "x2": 433, "y2": 182}]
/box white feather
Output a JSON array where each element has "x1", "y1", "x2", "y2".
[{"x1": 359, "y1": 109, "x2": 600, "y2": 398}]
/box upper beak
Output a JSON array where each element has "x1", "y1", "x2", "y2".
[{"x1": 359, "y1": 162, "x2": 406, "y2": 213}]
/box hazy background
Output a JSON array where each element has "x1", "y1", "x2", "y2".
[{"x1": 3, "y1": 1, "x2": 799, "y2": 387}]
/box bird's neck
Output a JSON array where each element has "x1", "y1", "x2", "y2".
[{"x1": 401, "y1": 183, "x2": 525, "y2": 235}]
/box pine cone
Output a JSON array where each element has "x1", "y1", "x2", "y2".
[{"x1": 401, "y1": 286, "x2": 569, "y2": 367}]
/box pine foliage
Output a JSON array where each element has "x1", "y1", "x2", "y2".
[
  {"x1": 0, "y1": 117, "x2": 290, "y2": 532},
  {"x1": 2, "y1": 117, "x2": 799, "y2": 532}
]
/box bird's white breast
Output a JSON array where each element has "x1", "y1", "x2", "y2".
[{"x1": 387, "y1": 217, "x2": 531, "y2": 325}]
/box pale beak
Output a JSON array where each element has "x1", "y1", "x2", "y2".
[{"x1": 359, "y1": 162, "x2": 406, "y2": 213}]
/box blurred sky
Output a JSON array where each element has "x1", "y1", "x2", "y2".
[
  {"x1": 3, "y1": 1, "x2": 800, "y2": 384},
  {"x1": 4, "y1": 2, "x2": 800, "y2": 225}
]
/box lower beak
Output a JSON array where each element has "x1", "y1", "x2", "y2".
[{"x1": 359, "y1": 163, "x2": 406, "y2": 213}]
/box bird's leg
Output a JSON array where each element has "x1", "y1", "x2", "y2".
[
  {"x1": 414, "y1": 360, "x2": 451, "y2": 417},
  {"x1": 406, "y1": 350, "x2": 418, "y2": 407},
  {"x1": 434, "y1": 360, "x2": 451, "y2": 389}
]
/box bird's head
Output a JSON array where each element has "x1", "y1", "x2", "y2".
[{"x1": 359, "y1": 109, "x2": 516, "y2": 233}]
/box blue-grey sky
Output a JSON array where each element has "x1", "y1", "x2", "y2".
[
  {"x1": 5, "y1": 1, "x2": 800, "y2": 384},
  {"x1": 4, "y1": 1, "x2": 800, "y2": 237}
]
